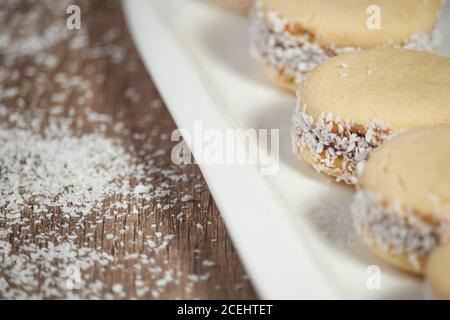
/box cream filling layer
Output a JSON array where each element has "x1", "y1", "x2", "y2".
[
  {"x1": 250, "y1": 1, "x2": 441, "y2": 85},
  {"x1": 291, "y1": 105, "x2": 393, "y2": 184},
  {"x1": 352, "y1": 190, "x2": 449, "y2": 271}
]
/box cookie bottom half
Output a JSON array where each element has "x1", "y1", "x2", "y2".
[
  {"x1": 426, "y1": 244, "x2": 450, "y2": 299},
  {"x1": 352, "y1": 190, "x2": 443, "y2": 275},
  {"x1": 363, "y1": 234, "x2": 428, "y2": 275}
]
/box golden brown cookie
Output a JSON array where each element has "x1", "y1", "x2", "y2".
[
  {"x1": 292, "y1": 49, "x2": 450, "y2": 184},
  {"x1": 352, "y1": 125, "x2": 450, "y2": 274},
  {"x1": 251, "y1": 0, "x2": 444, "y2": 91}
]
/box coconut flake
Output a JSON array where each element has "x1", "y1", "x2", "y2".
[
  {"x1": 291, "y1": 106, "x2": 393, "y2": 184},
  {"x1": 351, "y1": 190, "x2": 447, "y2": 272}
]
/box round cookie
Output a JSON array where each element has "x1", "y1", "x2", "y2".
[
  {"x1": 352, "y1": 124, "x2": 450, "y2": 275},
  {"x1": 250, "y1": 0, "x2": 444, "y2": 91},
  {"x1": 426, "y1": 243, "x2": 450, "y2": 299},
  {"x1": 291, "y1": 49, "x2": 450, "y2": 184}
]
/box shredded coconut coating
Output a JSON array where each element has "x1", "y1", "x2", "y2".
[
  {"x1": 250, "y1": 0, "x2": 441, "y2": 85},
  {"x1": 352, "y1": 190, "x2": 450, "y2": 271},
  {"x1": 291, "y1": 103, "x2": 393, "y2": 184}
]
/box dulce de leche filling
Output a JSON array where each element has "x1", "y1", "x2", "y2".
[
  {"x1": 291, "y1": 105, "x2": 393, "y2": 184},
  {"x1": 352, "y1": 190, "x2": 450, "y2": 272}
]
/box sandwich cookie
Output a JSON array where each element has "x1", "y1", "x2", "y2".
[
  {"x1": 352, "y1": 125, "x2": 450, "y2": 274},
  {"x1": 250, "y1": 0, "x2": 444, "y2": 92},
  {"x1": 292, "y1": 49, "x2": 450, "y2": 184}
]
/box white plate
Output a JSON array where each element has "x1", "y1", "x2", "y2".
[{"x1": 123, "y1": 0, "x2": 450, "y2": 299}]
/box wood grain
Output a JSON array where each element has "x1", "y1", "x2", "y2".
[{"x1": 0, "y1": 0, "x2": 258, "y2": 299}]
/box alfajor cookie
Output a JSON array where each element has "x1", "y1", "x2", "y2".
[
  {"x1": 352, "y1": 124, "x2": 450, "y2": 275},
  {"x1": 215, "y1": 0, "x2": 254, "y2": 15},
  {"x1": 291, "y1": 49, "x2": 450, "y2": 184},
  {"x1": 426, "y1": 243, "x2": 450, "y2": 299},
  {"x1": 250, "y1": 0, "x2": 444, "y2": 92}
]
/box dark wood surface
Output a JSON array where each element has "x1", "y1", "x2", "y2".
[{"x1": 0, "y1": 0, "x2": 258, "y2": 299}]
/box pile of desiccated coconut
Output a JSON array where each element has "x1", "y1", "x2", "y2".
[
  {"x1": 0, "y1": 105, "x2": 198, "y2": 299},
  {"x1": 0, "y1": 0, "x2": 232, "y2": 299}
]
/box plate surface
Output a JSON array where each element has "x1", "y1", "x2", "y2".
[{"x1": 123, "y1": 0, "x2": 450, "y2": 299}]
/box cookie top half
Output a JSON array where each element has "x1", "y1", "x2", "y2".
[
  {"x1": 299, "y1": 49, "x2": 450, "y2": 131},
  {"x1": 262, "y1": 0, "x2": 444, "y2": 48},
  {"x1": 360, "y1": 124, "x2": 450, "y2": 218}
]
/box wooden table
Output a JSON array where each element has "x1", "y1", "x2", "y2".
[{"x1": 0, "y1": 0, "x2": 257, "y2": 299}]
